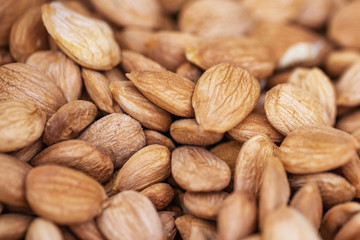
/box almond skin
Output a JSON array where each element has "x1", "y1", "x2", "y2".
[
  {"x1": 26, "y1": 165, "x2": 108, "y2": 224},
  {"x1": 192, "y1": 63, "x2": 260, "y2": 133},
  {"x1": 140, "y1": 183, "x2": 174, "y2": 210},
  {"x1": 113, "y1": 144, "x2": 171, "y2": 191}
]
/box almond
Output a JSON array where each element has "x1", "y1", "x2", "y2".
[
  {"x1": 192, "y1": 63, "x2": 260, "y2": 133},
  {"x1": 210, "y1": 141, "x2": 242, "y2": 176},
  {"x1": 26, "y1": 165, "x2": 108, "y2": 224},
  {"x1": 175, "y1": 215, "x2": 217, "y2": 240},
  {"x1": 159, "y1": 211, "x2": 176, "y2": 240},
  {"x1": 336, "y1": 61, "x2": 360, "y2": 106},
  {"x1": 115, "y1": 27, "x2": 152, "y2": 56},
  {"x1": 121, "y1": 49, "x2": 165, "y2": 73},
  {"x1": 336, "y1": 109, "x2": 360, "y2": 133},
  {"x1": 104, "y1": 68, "x2": 127, "y2": 82},
  {"x1": 69, "y1": 219, "x2": 105, "y2": 240},
  {"x1": 10, "y1": 139, "x2": 44, "y2": 163},
  {"x1": 144, "y1": 130, "x2": 175, "y2": 151},
  {"x1": 140, "y1": 183, "x2": 174, "y2": 210},
  {"x1": 334, "y1": 213, "x2": 360, "y2": 240},
  {"x1": 324, "y1": 49, "x2": 360, "y2": 78},
  {"x1": 0, "y1": 214, "x2": 33, "y2": 240},
  {"x1": 341, "y1": 153, "x2": 360, "y2": 198},
  {"x1": 26, "y1": 218, "x2": 63, "y2": 240}
]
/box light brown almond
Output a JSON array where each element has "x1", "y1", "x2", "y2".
[
  {"x1": 266, "y1": 71, "x2": 291, "y2": 89},
  {"x1": 336, "y1": 61, "x2": 360, "y2": 106},
  {"x1": 126, "y1": 70, "x2": 195, "y2": 117},
  {"x1": 170, "y1": 118, "x2": 224, "y2": 146},
  {"x1": 324, "y1": 49, "x2": 360, "y2": 77},
  {"x1": 0, "y1": 214, "x2": 33, "y2": 240},
  {"x1": 159, "y1": 211, "x2": 176, "y2": 240},
  {"x1": 171, "y1": 146, "x2": 231, "y2": 192},
  {"x1": 69, "y1": 219, "x2": 105, "y2": 240},
  {"x1": 192, "y1": 63, "x2": 260, "y2": 133},
  {"x1": 336, "y1": 109, "x2": 360, "y2": 133},
  {"x1": 26, "y1": 218, "x2": 63, "y2": 240},
  {"x1": 110, "y1": 81, "x2": 172, "y2": 132},
  {"x1": 140, "y1": 183, "x2": 174, "y2": 210},
  {"x1": 144, "y1": 130, "x2": 175, "y2": 151},
  {"x1": 104, "y1": 68, "x2": 127, "y2": 82},
  {"x1": 210, "y1": 141, "x2": 242, "y2": 176},
  {"x1": 334, "y1": 213, "x2": 360, "y2": 240},
  {"x1": 26, "y1": 50, "x2": 82, "y2": 102},
  {"x1": 42, "y1": 2, "x2": 121, "y2": 70},
  {"x1": 176, "y1": 62, "x2": 202, "y2": 83},
  {"x1": 115, "y1": 27, "x2": 152, "y2": 55},
  {"x1": 175, "y1": 215, "x2": 217, "y2": 240},
  {"x1": 79, "y1": 113, "x2": 146, "y2": 168},
  {"x1": 43, "y1": 100, "x2": 98, "y2": 146},
  {"x1": 97, "y1": 191, "x2": 163, "y2": 240},
  {"x1": 265, "y1": 83, "x2": 327, "y2": 135},
  {"x1": 0, "y1": 100, "x2": 46, "y2": 152},
  {"x1": 341, "y1": 153, "x2": 360, "y2": 198},
  {"x1": 121, "y1": 50, "x2": 165, "y2": 73},
  {"x1": 10, "y1": 139, "x2": 44, "y2": 163},
  {"x1": 26, "y1": 165, "x2": 108, "y2": 224},
  {"x1": 113, "y1": 145, "x2": 170, "y2": 191}
]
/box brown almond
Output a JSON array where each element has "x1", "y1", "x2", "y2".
[
  {"x1": 175, "y1": 215, "x2": 217, "y2": 240},
  {"x1": 69, "y1": 219, "x2": 105, "y2": 240},
  {"x1": 234, "y1": 135, "x2": 278, "y2": 198},
  {"x1": 0, "y1": 100, "x2": 46, "y2": 152},
  {"x1": 103, "y1": 170, "x2": 119, "y2": 198},
  {"x1": 210, "y1": 141, "x2": 242, "y2": 176},
  {"x1": 26, "y1": 50, "x2": 82, "y2": 102},
  {"x1": 192, "y1": 63, "x2": 260, "y2": 133},
  {"x1": 336, "y1": 61, "x2": 360, "y2": 106},
  {"x1": 170, "y1": 118, "x2": 224, "y2": 146},
  {"x1": 171, "y1": 146, "x2": 231, "y2": 192},
  {"x1": 43, "y1": 100, "x2": 98, "y2": 146},
  {"x1": 26, "y1": 165, "x2": 108, "y2": 224},
  {"x1": 26, "y1": 218, "x2": 63, "y2": 240},
  {"x1": 334, "y1": 213, "x2": 360, "y2": 240},
  {"x1": 265, "y1": 83, "x2": 327, "y2": 135},
  {"x1": 183, "y1": 191, "x2": 228, "y2": 220},
  {"x1": 140, "y1": 183, "x2": 174, "y2": 210},
  {"x1": 144, "y1": 130, "x2": 175, "y2": 151},
  {"x1": 324, "y1": 49, "x2": 360, "y2": 77},
  {"x1": 186, "y1": 36, "x2": 275, "y2": 79},
  {"x1": 159, "y1": 211, "x2": 176, "y2": 240},
  {"x1": 218, "y1": 191, "x2": 257, "y2": 240},
  {"x1": 290, "y1": 182, "x2": 323, "y2": 229},
  {"x1": 0, "y1": 214, "x2": 33, "y2": 240},
  {"x1": 31, "y1": 140, "x2": 113, "y2": 183},
  {"x1": 0, "y1": 154, "x2": 31, "y2": 206},
  {"x1": 228, "y1": 111, "x2": 283, "y2": 143},
  {"x1": 42, "y1": 2, "x2": 121, "y2": 70},
  {"x1": 110, "y1": 81, "x2": 172, "y2": 132},
  {"x1": 79, "y1": 113, "x2": 146, "y2": 168},
  {"x1": 0, "y1": 63, "x2": 66, "y2": 117},
  {"x1": 9, "y1": 7, "x2": 48, "y2": 62},
  {"x1": 104, "y1": 68, "x2": 127, "y2": 82},
  {"x1": 289, "y1": 173, "x2": 356, "y2": 208},
  {"x1": 115, "y1": 27, "x2": 152, "y2": 55},
  {"x1": 121, "y1": 50, "x2": 165, "y2": 73},
  {"x1": 278, "y1": 125, "x2": 358, "y2": 174},
  {"x1": 126, "y1": 70, "x2": 195, "y2": 117},
  {"x1": 266, "y1": 71, "x2": 291, "y2": 89},
  {"x1": 336, "y1": 109, "x2": 360, "y2": 133},
  {"x1": 10, "y1": 139, "x2": 44, "y2": 163},
  {"x1": 97, "y1": 191, "x2": 163, "y2": 240},
  {"x1": 176, "y1": 62, "x2": 202, "y2": 83},
  {"x1": 341, "y1": 153, "x2": 360, "y2": 198}
]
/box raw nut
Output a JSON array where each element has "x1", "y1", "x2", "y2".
[
  {"x1": 320, "y1": 202, "x2": 360, "y2": 240},
  {"x1": 121, "y1": 50, "x2": 165, "y2": 73},
  {"x1": 31, "y1": 140, "x2": 114, "y2": 183},
  {"x1": 10, "y1": 139, "x2": 44, "y2": 163},
  {"x1": 79, "y1": 113, "x2": 146, "y2": 168},
  {"x1": 171, "y1": 146, "x2": 231, "y2": 192},
  {"x1": 170, "y1": 118, "x2": 224, "y2": 146},
  {"x1": 183, "y1": 191, "x2": 228, "y2": 220},
  {"x1": 126, "y1": 70, "x2": 195, "y2": 117},
  {"x1": 104, "y1": 68, "x2": 127, "y2": 82},
  {"x1": 113, "y1": 145, "x2": 171, "y2": 191},
  {"x1": 290, "y1": 182, "x2": 323, "y2": 229},
  {"x1": 82, "y1": 69, "x2": 122, "y2": 114},
  {"x1": 175, "y1": 215, "x2": 217, "y2": 240},
  {"x1": 336, "y1": 61, "x2": 360, "y2": 106},
  {"x1": 0, "y1": 214, "x2": 33, "y2": 240},
  {"x1": 43, "y1": 100, "x2": 98, "y2": 146},
  {"x1": 26, "y1": 50, "x2": 82, "y2": 102},
  {"x1": 266, "y1": 71, "x2": 292, "y2": 89},
  {"x1": 42, "y1": 1, "x2": 121, "y2": 70},
  {"x1": 210, "y1": 141, "x2": 242, "y2": 176},
  {"x1": 176, "y1": 62, "x2": 202, "y2": 83},
  {"x1": 263, "y1": 207, "x2": 321, "y2": 240},
  {"x1": 140, "y1": 183, "x2": 174, "y2": 210},
  {"x1": 110, "y1": 81, "x2": 172, "y2": 132},
  {"x1": 334, "y1": 213, "x2": 360, "y2": 240},
  {"x1": 103, "y1": 170, "x2": 119, "y2": 198},
  {"x1": 228, "y1": 111, "x2": 283, "y2": 143},
  {"x1": 0, "y1": 100, "x2": 46, "y2": 152},
  {"x1": 217, "y1": 191, "x2": 257, "y2": 240},
  {"x1": 289, "y1": 173, "x2": 356, "y2": 208},
  {"x1": 341, "y1": 154, "x2": 360, "y2": 198},
  {"x1": 115, "y1": 27, "x2": 152, "y2": 55},
  {"x1": 336, "y1": 109, "x2": 360, "y2": 133},
  {"x1": 324, "y1": 49, "x2": 360, "y2": 77},
  {"x1": 69, "y1": 219, "x2": 105, "y2": 240},
  {"x1": 288, "y1": 67, "x2": 336, "y2": 126},
  {"x1": 158, "y1": 211, "x2": 176, "y2": 240},
  {"x1": 26, "y1": 165, "x2": 108, "y2": 224},
  {"x1": 278, "y1": 125, "x2": 359, "y2": 174},
  {"x1": 26, "y1": 218, "x2": 63, "y2": 240},
  {"x1": 192, "y1": 63, "x2": 260, "y2": 133},
  {"x1": 144, "y1": 130, "x2": 175, "y2": 151},
  {"x1": 97, "y1": 191, "x2": 163, "y2": 240},
  {"x1": 265, "y1": 83, "x2": 327, "y2": 135},
  {"x1": 0, "y1": 154, "x2": 31, "y2": 207},
  {"x1": 234, "y1": 135, "x2": 278, "y2": 198},
  {"x1": 9, "y1": 7, "x2": 48, "y2": 62},
  {"x1": 0, "y1": 63, "x2": 66, "y2": 118},
  {"x1": 186, "y1": 36, "x2": 275, "y2": 79}
]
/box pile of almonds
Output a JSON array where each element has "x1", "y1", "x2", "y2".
[{"x1": 2, "y1": 0, "x2": 360, "y2": 239}]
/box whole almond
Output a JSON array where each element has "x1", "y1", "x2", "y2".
[
  {"x1": 324, "y1": 49, "x2": 360, "y2": 77},
  {"x1": 171, "y1": 146, "x2": 231, "y2": 192},
  {"x1": 192, "y1": 63, "x2": 260, "y2": 133},
  {"x1": 110, "y1": 81, "x2": 172, "y2": 132},
  {"x1": 97, "y1": 191, "x2": 163, "y2": 240},
  {"x1": 334, "y1": 213, "x2": 360, "y2": 240},
  {"x1": 0, "y1": 100, "x2": 46, "y2": 152},
  {"x1": 26, "y1": 50, "x2": 82, "y2": 102},
  {"x1": 43, "y1": 100, "x2": 98, "y2": 146},
  {"x1": 218, "y1": 191, "x2": 257, "y2": 240},
  {"x1": 140, "y1": 183, "x2": 174, "y2": 210},
  {"x1": 121, "y1": 50, "x2": 165, "y2": 73},
  {"x1": 336, "y1": 109, "x2": 360, "y2": 133},
  {"x1": 170, "y1": 118, "x2": 224, "y2": 146},
  {"x1": 0, "y1": 63, "x2": 66, "y2": 118},
  {"x1": 10, "y1": 139, "x2": 44, "y2": 163},
  {"x1": 69, "y1": 219, "x2": 105, "y2": 240},
  {"x1": 126, "y1": 70, "x2": 195, "y2": 117},
  {"x1": 104, "y1": 68, "x2": 127, "y2": 82},
  {"x1": 0, "y1": 154, "x2": 31, "y2": 207},
  {"x1": 265, "y1": 83, "x2": 327, "y2": 135},
  {"x1": 41, "y1": 2, "x2": 121, "y2": 70},
  {"x1": 336, "y1": 61, "x2": 360, "y2": 106},
  {"x1": 175, "y1": 215, "x2": 217, "y2": 240},
  {"x1": 210, "y1": 141, "x2": 242, "y2": 176},
  {"x1": 31, "y1": 140, "x2": 114, "y2": 183},
  {"x1": 341, "y1": 154, "x2": 360, "y2": 198},
  {"x1": 26, "y1": 218, "x2": 63, "y2": 240},
  {"x1": 26, "y1": 165, "x2": 108, "y2": 224},
  {"x1": 115, "y1": 27, "x2": 152, "y2": 55},
  {"x1": 144, "y1": 130, "x2": 175, "y2": 151},
  {"x1": 0, "y1": 214, "x2": 33, "y2": 240},
  {"x1": 176, "y1": 62, "x2": 202, "y2": 83},
  {"x1": 79, "y1": 113, "x2": 146, "y2": 168},
  {"x1": 113, "y1": 144, "x2": 171, "y2": 191},
  {"x1": 159, "y1": 211, "x2": 176, "y2": 240}
]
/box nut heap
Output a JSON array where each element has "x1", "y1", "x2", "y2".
[{"x1": 1, "y1": 0, "x2": 360, "y2": 239}]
